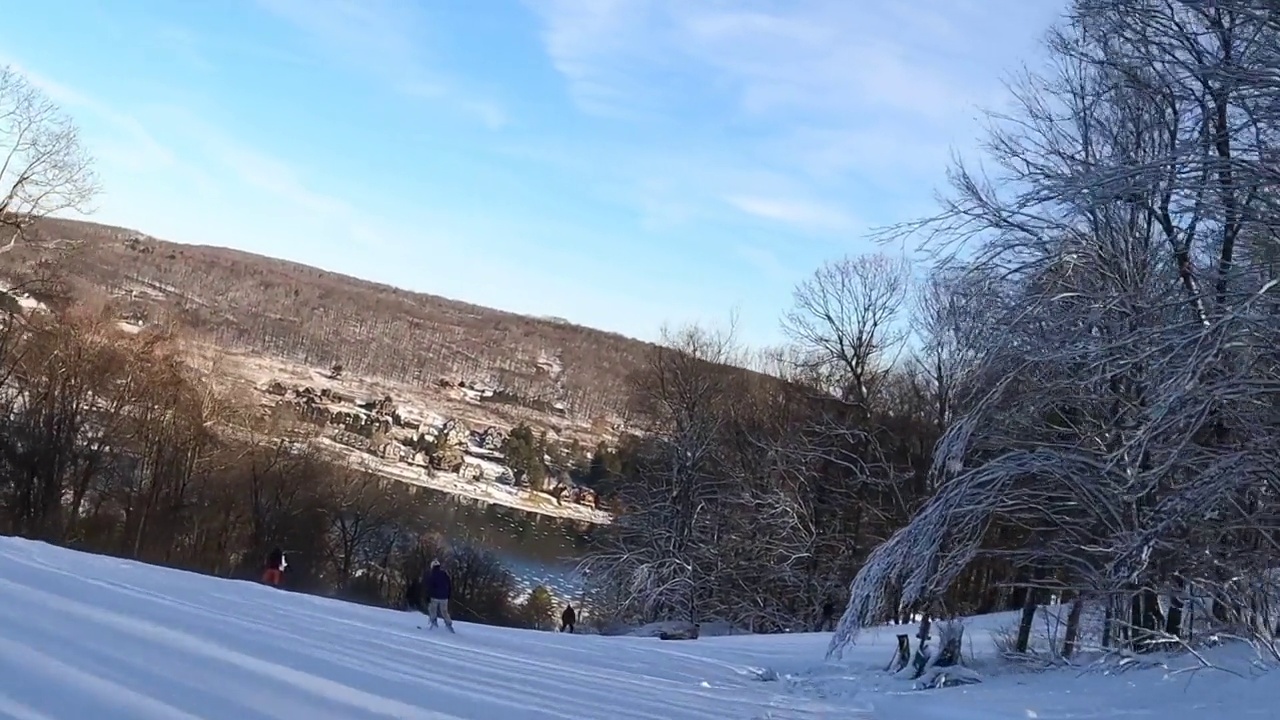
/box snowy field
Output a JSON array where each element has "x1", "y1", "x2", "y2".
[{"x1": 0, "y1": 538, "x2": 1276, "y2": 719}]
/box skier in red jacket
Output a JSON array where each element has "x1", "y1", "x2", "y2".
[{"x1": 261, "y1": 547, "x2": 286, "y2": 587}]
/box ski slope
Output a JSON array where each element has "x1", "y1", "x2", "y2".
[{"x1": 0, "y1": 537, "x2": 1274, "y2": 719}]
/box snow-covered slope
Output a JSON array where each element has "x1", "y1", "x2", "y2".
[{"x1": 0, "y1": 537, "x2": 1273, "y2": 719}]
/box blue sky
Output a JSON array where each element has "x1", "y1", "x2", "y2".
[{"x1": 0, "y1": 0, "x2": 1062, "y2": 346}]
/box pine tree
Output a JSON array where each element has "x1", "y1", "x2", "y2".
[{"x1": 522, "y1": 585, "x2": 556, "y2": 630}]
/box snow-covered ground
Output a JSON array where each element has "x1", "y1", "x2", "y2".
[
  {"x1": 327, "y1": 438, "x2": 612, "y2": 525},
  {"x1": 1, "y1": 537, "x2": 1275, "y2": 719},
  {"x1": 0, "y1": 283, "x2": 48, "y2": 313}
]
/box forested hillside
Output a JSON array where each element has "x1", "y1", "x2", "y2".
[{"x1": 4, "y1": 218, "x2": 655, "y2": 420}]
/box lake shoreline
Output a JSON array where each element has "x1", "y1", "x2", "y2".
[{"x1": 316, "y1": 438, "x2": 614, "y2": 525}]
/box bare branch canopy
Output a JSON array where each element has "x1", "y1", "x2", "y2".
[{"x1": 0, "y1": 65, "x2": 99, "y2": 255}]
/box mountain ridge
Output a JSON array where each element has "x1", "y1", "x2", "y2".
[{"x1": 6, "y1": 216, "x2": 666, "y2": 422}]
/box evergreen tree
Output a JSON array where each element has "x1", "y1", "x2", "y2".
[
  {"x1": 502, "y1": 424, "x2": 548, "y2": 489},
  {"x1": 522, "y1": 585, "x2": 557, "y2": 630}
]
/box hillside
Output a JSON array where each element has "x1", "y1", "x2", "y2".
[
  {"x1": 0, "y1": 217, "x2": 803, "y2": 523},
  {"x1": 6, "y1": 217, "x2": 655, "y2": 424},
  {"x1": 0, "y1": 536, "x2": 1263, "y2": 719}
]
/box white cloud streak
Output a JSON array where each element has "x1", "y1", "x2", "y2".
[
  {"x1": 254, "y1": 0, "x2": 510, "y2": 129},
  {"x1": 0, "y1": 56, "x2": 383, "y2": 250},
  {"x1": 525, "y1": 0, "x2": 1063, "y2": 233},
  {"x1": 725, "y1": 195, "x2": 854, "y2": 232}
]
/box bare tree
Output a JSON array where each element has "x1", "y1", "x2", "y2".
[
  {"x1": 773, "y1": 253, "x2": 929, "y2": 628},
  {"x1": 0, "y1": 66, "x2": 98, "y2": 255},
  {"x1": 782, "y1": 253, "x2": 913, "y2": 407},
  {"x1": 323, "y1": 470, "x2": 413, "y2": 589},
  {"x1": 582, "y1": 323, "x2": 741, "y2": 625},
  {"x1": 910, "y1": 267, "x2": 999, "y2": 434}
]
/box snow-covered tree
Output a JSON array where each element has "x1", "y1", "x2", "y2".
[{"x1": 831, "y1": 0, "x2": 1280, "y2": 658}]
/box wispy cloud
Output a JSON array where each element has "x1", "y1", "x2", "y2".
[
  {"x1": 254, "y1": 0, "x2": 510, "y2": 129},
  {"x1": 6, "y1": 55, "x2": 382, "y2": 250},
  {"x1": 147, "y1": 105, "x2": 386, "y2": 248},
  {"x1": 531, "y1": 0, "x2": 671, "y2": 120},
  {"x1": 528, "y1": 2, "x2": 966, "y2": 121},
  {"x1": 734, "y1": 244, "x2": 796, "y2": 285},
  {"x1": 725, "y1": 195, "x2": 854, "y2": 233},
  {"x1": 401, "y1": 82, "x2": 509, "y2": 131},
  {"x1": 149, "y1": 24, "x2": 216, "y2": 72},
  {"x1": 674, "y1": 6, "x2": 983, "y2": 123},
  {"x1": 525, "y1": 0, "x2": 1061, "y2": 234},
  {"x1": 0, "y1": 58, "x2": 176, "y2": 174},
  {"x1": 530, "y1": 1, "x2": 1053, "y2": 124}
]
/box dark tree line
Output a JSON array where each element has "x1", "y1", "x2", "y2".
[{"x1": 0, "y1": 300, "x2": 556, "y2": 629}]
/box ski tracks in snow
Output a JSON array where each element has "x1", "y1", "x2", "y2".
[{"x1": 0, "y1": 540, "x2": 863, "y2": 719}]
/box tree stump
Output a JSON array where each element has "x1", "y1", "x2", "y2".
[
  {"x1": 913, "y1": 621, "x2": 980, "y2": 689},
  {"x1": 886, "y1": 633, "x2": 911, "y2": 672},
  {"x1": 934, "y1": 621, "x2": 964, "y2": 668}
]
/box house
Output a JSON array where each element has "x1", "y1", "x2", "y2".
[{"x1": 459, "y1": 461, "x2": 484, "y2": 481}]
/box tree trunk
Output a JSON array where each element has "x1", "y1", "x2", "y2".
[
  {"x1": 1165, "y1": 588, "x2": 1184, "y2": 639},
  {"x1": 935, "y1": 621, "x2": 964, "y2": 667},
  {"x1": 1130, "y1": 589, "x2": 1162, "y2": 652},
  {"x1": 1102, "y1": 602, "x2": 1113, "y2": 649},
  {"x1": 888, "y1": 633, "x2": 910, "y2": 672},
  {"x1": 1061, "y1": 597, "x2": 1085, "y2": 659},
  {"x1": 1008, "y1": 566, "x2": 1030, "y2": 611},
  {"x1": 1015, "y1": 568, "x2": 1046, "y2": 654},
  {"x1": 1015, "y1": 597, "x2": 1038, "y2": 654}
]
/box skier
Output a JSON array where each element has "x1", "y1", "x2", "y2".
[
  {"x1": 561, "y1": 603, "x2": 576, "y2": 634},
  {"x1": 423, "y1": 559, "x2": 455, "y2": 632},
  {"x1": 261, "y1": 547, "x2": 286, "y2": 587}
]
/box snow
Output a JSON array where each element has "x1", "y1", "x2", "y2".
[
  {"x1": 322, "y1": 438, "x2": 612, "y2": 525},
  {"x1": 459, "y1": 452, "x2": 510, "y2": 481},
  {"x1": 15, "y1": 293, "x2": 45, "y2": 311},
  {"x1": 123, "y1": 275, "x2": 208, "y2": 307},
  {"x1": 0, "y1": 284, "x2": 47, "y2": 313},
  {"x1": 1, "y1": 537, "x2": 1276, "y2": 719}
]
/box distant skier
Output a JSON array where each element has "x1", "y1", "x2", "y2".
[
  {"x1": 423, "y1": 560, "x2": 455, "y2": 632},
  {"x1": 561, "y1": 604, "x2": 576, "y2": 634},
  {"x1": 261, "y1": 547, "x2": 286, "y2": 587}
]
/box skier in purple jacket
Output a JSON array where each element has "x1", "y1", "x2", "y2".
[{"x1": 423, "y1": 560, "x2": 455, "y2": 632}]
